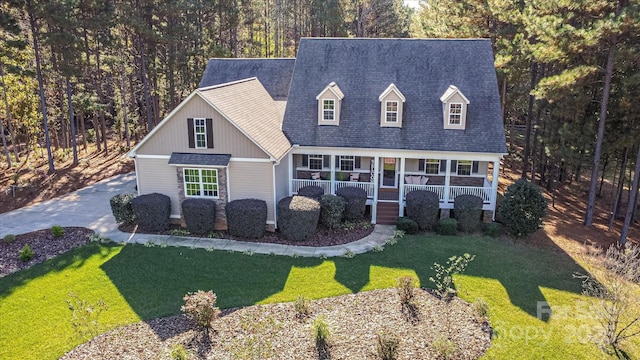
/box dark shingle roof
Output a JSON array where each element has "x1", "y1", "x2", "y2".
[
  {"x1": 282, "y1": 38, "x2": 507, "y2": 154},
  {"x1": 199, "y1": 59, "x2": 295, "y2": 100},
  {"x1": 169, "y1": 153, "x2": 231, "y2": 167}
]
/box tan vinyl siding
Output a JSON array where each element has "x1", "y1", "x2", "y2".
[
  {"x1": 443, "y1": 92, "x2": 468, "y2": 130},
  {"x1": 380, "y1": 91, "x2": 404, "y2": 128},
  {"x1": 136, "y1": 95, "x2": 268, "y2": 159},
  {"x1": 136, "y1": 158, "x2": 181, "y2": 217},
  {"x1": 405, "y1": 158, "x2": 420, "y2": 172},
  {"x1": 228, "y1": 161, "x2": 276, "y2": 222},
  {"x1": 317, "y1": 90, "x2": 341, "y2": 126}
]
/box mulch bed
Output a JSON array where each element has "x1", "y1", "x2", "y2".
[{"x1": 0, "y1": 227, "x2": 94, "y2": 278}]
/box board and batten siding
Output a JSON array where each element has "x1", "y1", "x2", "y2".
[
  {"x1": 228, "y1": 161, "x2": 276, "y2": 222},
  {"x1": 136, "y1": 95, "x2": 269, "y2": 159},
  {"x1": 135, "y1": 158, "x2": 181, "y2": 217}
]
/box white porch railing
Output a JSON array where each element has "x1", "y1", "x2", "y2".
[
  {"x1": 403, "y1": 184, "x2": 492, "y2": 203},
  {"x1": 404, "y1": 184, "x2": 446, "y2": 200},
  {"x1": 291, "y1": 179, "x2": 375, "y2": 198}
]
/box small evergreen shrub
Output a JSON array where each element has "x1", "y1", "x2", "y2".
[
  {"x1": 226, "y1": 199, "x2": 268, "y2": 239},
  {"x1": 51, "y1": 225, "x2": 64, "y2": 238},
  {"x1": 483, "y1": 222, "x2": 501, "y2": 238},
  {"x1": 472, "y1": 298, "x2": 490, "y2": 319},
  {"x1": 405, "y1": 190, "x2": 440, "y2": 230},
  {"x1": 3, "y1": 234, "x2": 16, "y2": 243},
  {"x1": 432, "y1": 335, "x2": 458, "y2": 359},
  {"x1": 437, "y1": 218, "x2": 457, "y2": 236},
  {"x1": 294, "y1": 295, "x2": 312, "y2": 319},
  {"x1": 453, "y1": 194, "x2": 483, "y2": 233},
  {"x1": 313, "y1": 315, "x2": 331, "y2": 359},
  {"x1": 131, "y1": 193, "x2": 172, "y2": 232},
  {"x1": 277, "y1": 196, "x2": 320, "y2": 241},
  {"x1": 499, "y1": 179, "x2": 548, "y2": 237},
  {"x1": 376, "y1": 330, "x2": 400, "y2": 360},
  {"x1": 181, "y1": 198, "x2": 216, "y2": 234},
  {"x1": 170, "y1": 343, "x2": 189, "y2": 360},
  {"x1": 396, "y1": 217, "x2": 419, "y2": 234},
  {"x1": 181, "y1": 290, "x2": 220, "y2": 331},
  {"x1": 297, "y1": 185, "x2": 325, "y2": 200},
  {"x1": 336, "y1": 186, "x2": 367, "y2": 221},
  {"x1": 320, "y1": 194, "x2": 346, "y2": 229},
  {"x1": 109, "y1": 193, "x2": 136, "y2": 225},
  {"x1": 19, "y1": 244, "x2": 34, "y2": 262}
]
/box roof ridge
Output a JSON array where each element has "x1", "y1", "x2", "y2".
[{"x1": 197, "y1": 77, "x2": 258, "y2": 91}]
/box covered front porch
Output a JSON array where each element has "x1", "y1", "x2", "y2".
[{"x1": 289, "y1": 152, "x2": 501, "y2": 223}]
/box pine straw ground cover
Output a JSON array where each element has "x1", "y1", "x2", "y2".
[{"x1": 61, "y1": 289, "x2": 491, "y2": 360}]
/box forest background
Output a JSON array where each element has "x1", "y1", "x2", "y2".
[{"x1": 0, "y1": 0, "x2": 638, "y2": 242}]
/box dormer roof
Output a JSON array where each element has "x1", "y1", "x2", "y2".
[
  {"x1": 316, "y1": 82, "x2": 345, "y2": 100},
  {"x1": 379, "y1": 83, "x2": 406, "y2": 102},
  {"x1": 440, "y1": 85, "x2": 469, "y2": 104}
]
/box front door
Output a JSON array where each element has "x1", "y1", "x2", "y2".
[{"x1": 381, "y1": 158, "x2": 398, "y2": 188}]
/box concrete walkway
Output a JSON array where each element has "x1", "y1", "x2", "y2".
[{"x1": 0, "y1": 173, "x2": 396, "y2": 257}]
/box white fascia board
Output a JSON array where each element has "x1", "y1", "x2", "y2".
[
  {"x1": 315, "y1": 82, "x2": 344, "y2": 100},
  {"x1": 291, "y1": 146, "x2": 504, "y2": 161},
  {"x1": 136, "y1": 154, "x2": 171, "y2": 159}
]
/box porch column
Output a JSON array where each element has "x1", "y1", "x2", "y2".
[
  {"x1": 398, "y1": 157, "x2": 406, "y2": 217},
  {"x1": 490, "y1": 159, "x2": 501, "y2": 220},
  {"x1": 372, "y1": 156, "x2": 379, "y2": 224},
  {"x1": 330, "y1": 155, "x2": 336, "y2": 195},
  {"x1": 288, "y1": 152, "x2": 293, "y2": 196},
  {"x1": 444, "y1": 159, "x2": 451, "y2": 204}
]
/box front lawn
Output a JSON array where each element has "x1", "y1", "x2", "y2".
[{"x1": 0, "y1": 234, "x2": 637, "y2": 359}]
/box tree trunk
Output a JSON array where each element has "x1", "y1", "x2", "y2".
[
  {"x1": 619, "y1": 145, "x2": 640, "y2": 245},
  {"x1": 66, "y1": 78, "x2": 78, "y2": 166},
  {"x1": 139, "y1": 36, "x2": 154, "y2": 132},
  {"x1": 609, "y1": 147, "x2": 628, "y2": 231},
  {"x1": 27, "y1": 0, "x2": 55, "y2": 173},
  {"x1": 522, "y1": 61, "x2": 538, "y2": 180},
  {"x1": 0, "y1": 63, "x2": 13, "y2": 168}
]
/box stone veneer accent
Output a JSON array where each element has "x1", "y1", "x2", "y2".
[{"x1": 176, "y1": 167, "x2": 228, "y2": 230}]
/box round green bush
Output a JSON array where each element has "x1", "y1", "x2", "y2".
[
  {"x1": 19, "y1": 244, "x2": 34, "y2": 262},
  {"x1": 226, "y1": 199, "x2": 268, "y2": 239},
  {"x1": 499, "y1": 179, "x2": 547, "y2": 237},
  {"x1": 320, "y1": 194, "x2": 346, "y2": 229},
  {"x1": 277, "y1": 196, "x2": 320, "y2": 241},
  {"x1": 182, "y1": 198, "x2": 216, "y2": 235},
  {"x1": 110, "y1": 193, "x2": 137, "y2": 225},
  {"x1": 396, "y1": 217, "x2": 419, "y2": 234},
  {"x1": 3, "y1": 234, "x2": 16, "y2": 243},
  {"x1": 438, "y1": 218, "x2": 458, "y2": 235},
  {"x1": 336, "y1": 186, "x2": 367, "y2": 221},
  {"x1": 484, "y1": 222, "x2": 501, "y2": 238},
  {"x1": 131, "y1": 193, "x2": 172, "y2": 232},
  {"x1": 405, "y1": 190, "x2": 440, "y2": 231},
  {"x1": 297, "y1": 186, "x2": 325, "y2": 200},
  {"x1": 454, "y1": 195, "x2": 483, "y2": 233}
]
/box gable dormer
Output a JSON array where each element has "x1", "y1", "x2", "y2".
[
  {"x1": 378, "y1": 84, "x2": 406, "y2": 128},
  {"x1": 316, "y1": 82, "x2": 344, "y2": 125},
  {"x1": 440, "y1": 85, "x2": 470, "y2": 130}
]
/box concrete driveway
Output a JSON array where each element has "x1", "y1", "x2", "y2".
[{"x1": 0, "y1": 172, "x2": 137, "y2": 239}]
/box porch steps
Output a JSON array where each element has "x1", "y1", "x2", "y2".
[{"x1": 376, "y1": 202, "x2": 400, "y2": 225}]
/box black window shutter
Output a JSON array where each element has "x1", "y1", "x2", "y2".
[
  {"x1": 472, "y1": 161, "x2": 479, "y2": 174},
  {"x1": 355, "y1": 157, "x2": 361, "y2": 169},
  {"x1": 302, "y1": 155, "x2": 308, "y2": 167},
  {"x1": 206, "y1": 118, "x2": 214, "y2": 148},
  {"x1": 335, "y1": 156, "x2": 340, "y2": 168},
  {"x1": 418, "y1": 159, "x2": 425, "y2": 172},
  {"x1": 187, "y1": 118, "x2": 195, "y2": 148},
  {"x1": 439, "y1": 160, "x2": 446, "y2": 172},
  {"x1": 451, "y1": 160, "x2": 458, "y2": 172},
  {"x1": 323, "y1": 155, "x2": 330, "y2": 168}
]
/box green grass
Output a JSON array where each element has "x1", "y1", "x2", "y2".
[{"x1": 0, "y1": 235, "x2": 637, "y2": 359}]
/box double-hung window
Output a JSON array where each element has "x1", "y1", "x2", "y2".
[
  {"x1": 425, "y1": 159, "x2": 440, "y2": 175},
  {"x1": 385, "y1": 101, "x2": 398, "y2": 123},
  {"x1": 457, "y1": 160, "x2": 472, "y2": 176},
  {"x1": 194, "y1": 118, "x2": 207, "y2": 148},
  {"x1": 340, "y1": 156, "x2": 355, "y2": 171},
  {"x1": 184, "y1": 168, "x2": 219, "y2": 198},
  {"x1": 309, "y1": 154, "x2": 324, "y2": 170},
  {"x1": 448, "y1": 103, "x2": 462, "y2": 125},
  {"x1": 323, "y1": 99, "x2": 335, "y2": 121}
]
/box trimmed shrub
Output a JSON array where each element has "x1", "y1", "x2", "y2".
[
  {"x1": 226, "y1": 199, "x2": 268, "y2": 239},
  {"x1": 19, "y1": 244, "x2": 34, "y2": 262},
  {"x1": 277, "y1": 196, "x2": 320, "y2": 241},
  {"x1": 499, "y1": 179, "x2": 548, "y2": 237},
  {"x1": 405, "y1": 190, "x2": 440, "y2": 231},
  {"x1": 51, "y1": 225, "x2": 64, "y2": 238},
  {"x1": 109, "y1": 193, "x2": 136, "y2": 225},
  {"x1": 319, "y1": 194, "x2": 346, "y2": 229},
  {"x1": 484, "y1": 222, "x2": 501, "y2": 237},
  {"x1": 181, "y1": 290, "x2": 220, "y2": 331},
  {"x1": 396, "y1": 217, "x2": 419, "y2": 234},
  {"x1": 131, "y1": 193, "x2": 171, "y2": 232},
  {"x1": 336, "y1": 186, "x2": 367, "y2": 221},
  {"x1": 454, "y1": 195, "x2": 483, "y2": 232},
  {"x1": 438, "y1": 218, "x2": 458, "y2": 235},
  {"x1": 181, "y1": 198, "x2": 216, "y2": 235},
  {"x1": 297, "y1": 185, "x2": 325, "y2": 200}
]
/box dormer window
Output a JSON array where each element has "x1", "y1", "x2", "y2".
[
  {"x1": 440, "y1": 85, "x2": 469, "y2": 130},
  {"x1": 379, "y1": 84, "x2": 405, "y2": 128},
  {"x1": 317, "y1": 82, "x2": 344, "y2": 125}
]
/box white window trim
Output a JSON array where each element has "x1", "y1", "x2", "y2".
[
  {"x1": 322, "y1": 99, "x2": 335, "y2": 121},
  {"x1": 339, "y1": 155, "x2": 355, "y2": 171},
  {"x1": 448, "y1": 103, "x2": 463, "y2": 126},
  {"x1": 194, "y1": 118, "x2": 207, "y2": 149},
  {"x1": 425, "y1": 159, "x2": 440, "y2": 175},
  {"x1": 384, "y1": 100, "x2": 399, "y2": 123},
  {"x1": 457, "y1": 160, "x2": 472, "y2": 176},
  {"x1": 183, "y1": 168, "x2": 219, "y2": 198},
  {"x1": 309, "y1": 154, "x2": 324, "y2": 170}
]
